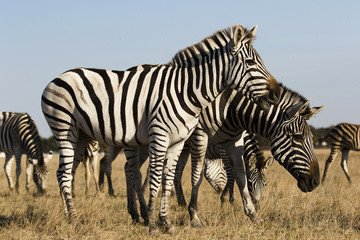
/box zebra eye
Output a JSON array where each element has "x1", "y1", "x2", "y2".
[
  {"x1": 293, "y1": 134, "x2": 303, "y2": 141},
  {"x1": 245, "y1": 59, "x2": 257, "y2": 66}
]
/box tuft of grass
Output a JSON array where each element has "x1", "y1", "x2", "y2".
[{"x1": 0, "y1": 149, "x2": 360, "y2": 239}]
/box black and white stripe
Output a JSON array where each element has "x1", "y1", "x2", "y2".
[
  {"x1": 0, "y1": 112, "x2": 49, "y2": 194},
  {"x1": 321, "y1": 123, "x2": 360, "y2": 183},
  {"x1": 41, "y1": 25, "x2": 278, "y2": 233}
]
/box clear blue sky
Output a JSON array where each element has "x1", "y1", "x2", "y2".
[{"x1": 1, "y1": 1, "x2": 359, "y2": 137}]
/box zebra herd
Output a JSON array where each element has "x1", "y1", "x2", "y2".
[{"x1": 0, "y1": 24, "x2": 358, "y2": 234}]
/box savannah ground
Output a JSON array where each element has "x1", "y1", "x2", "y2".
[{"x1": 0, "y1": 149, "x2": 360, "y2": 239}]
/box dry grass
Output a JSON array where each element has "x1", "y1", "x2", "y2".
[{"x1": 1, "y1": 149, "x2": 360, "y2": 239}]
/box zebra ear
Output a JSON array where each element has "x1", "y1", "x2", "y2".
[
  {"x1": 264, "y1": 157, "x2": 274, "y2": 170},
  {"x1": 249, "y1": 154, "x2": 257, "y2": 171},
  {"x1": 232, "y1": 24, "x2": 258, "y2": 51},
  {"x1": 247, "y1": 25, "x2": 258, "y2": 45},
  {"x1": 300, "y1": 105, "x2": 325, "y2": 120},
  {"x1": 231, "y1": 25, "x2": 245, "y2": 53},
  {"x1": 285, "y1": 101, "x2": 307, "y2": 118}
]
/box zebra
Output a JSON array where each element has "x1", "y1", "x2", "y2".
[
  {"x1": 202, "y1": 132, "x2": 273, "y2": 206},
  {"x1": 321, "y1": 123, "x2": 360, "y2": 183},
  {"x1": 0, "y1": 112, "x2": 50, "y2": 194},
  {"x1": 71, "y1": 139, "x2": 101, "y2": 197},
  {"x1": 169, "y1": 83, "x2": 324, "y2": 226},
  {"x1": 41, "y1": 24, "x2": 279, "y2": 234},
  {"x1": 174, "y1": 131, "x2": 267, "y2": 207}
]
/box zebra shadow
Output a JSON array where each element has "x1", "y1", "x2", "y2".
[
  {"x1": 0, "y1": 215, "x2": 12, "y2": 228},
  {"x1": 0, "y1": 205, "x2": 47, "y2": 228}
]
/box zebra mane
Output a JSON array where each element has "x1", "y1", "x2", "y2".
[
  {"x1": 169, "y1": 25, "x2": 255, "y2": 67},
  {"x1": 278, "y1": 83, "x2": 308, "y2": 109}
]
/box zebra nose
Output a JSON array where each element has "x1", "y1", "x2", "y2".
[{"x1": 310, "y1": 175, "x2": 320, "y2": 189}]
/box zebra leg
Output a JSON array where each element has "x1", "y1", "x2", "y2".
[
  {"x1": 91, "y1": 152, "x2": 100, "y2": 195},
  {"x1": 340, "y1": 149, "x2": 351, "y2": 182},
  {"x1": 25, "y1": 157, "x2": 33, "y2": 193},
  {"x1": 101, "y1": 147, "x2": 120, "y2": 197},
  {"x1": 14, "y1": 152, "x2": 23, "y2": 194},
  {"x1": 141, "y1": 164, "x2": 150, "y2": 194},
  {"x1": 98, "y1": 155, "x2": 106, "y2": 192},
  {"x1": 222, "y1": 142, "x2": 258, "y2": 223},
  {"x1": 4, "y1": 154, "x2": 15, "y2": 192},
  {"x1": 147, "y1": 139, "x2": 168, "y2": 234},
  {"x1": 124, "y1": 161, "x2": 140, "y2": 223},
  {"x1": 59, "y1": 133, "x2": 90, "y2": 219},
  {"x1": 174, "y1": 145, "x2": 190, "y2": 207},
  {"x1": 71, "y1": 155, "x2": 82, "y2": 198},
  {"x1": 124, "y1": 146, "x2": 149, "y2": 224},
  {"x1": 84, "y1": 160, "x2": 91, "y2": 197},
  {"x1": 220, "y1": 154, "x2": 235, "y2": 204},
  {"x1": 158, "y1": 141, "x2": 185, "y2": 234},
  {"x1": 187, "y1": 132, "x2": 208, "y2": 228},
  {"x1": 322, "y1": 147, "x2": 339, "y2": 183}
]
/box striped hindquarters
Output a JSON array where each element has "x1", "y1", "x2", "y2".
[
  {"x1": 0, "y1": 112, "x2": 43, "y2": 160},
  {"x1": 329, "y1": 123, "x2": 360, "y2": 150}
]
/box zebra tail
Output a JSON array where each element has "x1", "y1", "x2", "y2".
[{"x1": 35, "y1": 157, "x2": 49, "y2": 178}]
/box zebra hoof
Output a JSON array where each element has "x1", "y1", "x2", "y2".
[
  {"x1": 108, "y1": 190, "x2": 115, "y2": 198},
  {"x1": 251, "y1": 215, "x2": 263, "y2": 224},
  {"x1": 190, "y1": 219, "x2": 204, "y2": 228},
  {"x1": 149, "y1": 225, "x2": 160, "y2": 235},
  {"x1": 166, "y1": 225, "x2": 177, "y2": 235}
]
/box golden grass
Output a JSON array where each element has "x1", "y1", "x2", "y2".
[{"x1": 0, "y1": 149, "x2": 360, "y2": 239}]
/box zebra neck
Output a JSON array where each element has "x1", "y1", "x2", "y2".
[
  {"x1": 229, "y1": 94, "x2": 278, "y2": 140},
  {"x1": 176, "y1": 62, "x2": 227, "y2": 111}
]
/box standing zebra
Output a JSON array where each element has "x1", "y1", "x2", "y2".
[
  {"x1": 0, "y1": 112, "x2": 49, "y2": 194},
  {"x1": 41, "y1": 24, "x2": 279, "y2": 234},
  {"x1": 321, "y1": 123, "x2": 360, "y2": 183},
  {"x1": 170, "y1": 83, "x2": 324, "y2": 226}
]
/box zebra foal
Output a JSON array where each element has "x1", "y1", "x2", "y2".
[
  {"x1": 322, "y1": 123, "x2": 360, "y2": 183},
  {"x1": 41, "y1": 24, "x2": 279, "y2": 234},
  {"x1": 202, "y1": 132, "x2": 273, "y2": 205},
  {"x1": 0, "y1": 112, "x2": 50, "y2": 194}
]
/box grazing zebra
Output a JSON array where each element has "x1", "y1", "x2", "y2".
[
  {"x1": 202, "y1": 132, "x2": 273, "y2": 205},
  {"x1": 41, "y1": 24, "x2": 279, "y2": 234},
  {"x1": 71, "y1": 140, "x2": 101, "y2": 197},
  {"x1": 0, "y1": 112, "x2": 50, "y2": 194},
  {"x1": 174, "y1": 131, "x2": 263, "y2": 207},
  {"x1": 170, "y1": 83, "x2": 324, "y2": 226},
  {"x1": 321, "y1": 123, "x2": 360, "y2": 183}
]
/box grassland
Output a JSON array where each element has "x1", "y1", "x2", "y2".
[{"x1": 0, "y1": 149, "x2": 360, "y2": 239}]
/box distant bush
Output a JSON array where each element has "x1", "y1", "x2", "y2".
[{"x1": 41, "y1": 136, "x2": 58, "y2": 153}]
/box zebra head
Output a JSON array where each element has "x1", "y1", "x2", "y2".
[
  {"x1": 227, "y1": 25, "x2": 280, "y2": 110},
  {"x1": 247, "y1": 153, "x2": 274, "y2": 204},
  {"x1": 271, "y1": 98, "x2": 325, "y2": 192},
  {"x1": 32, "y1": 151, "x2": 52, "y2": 194}
]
